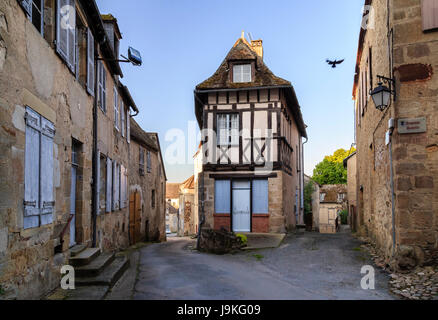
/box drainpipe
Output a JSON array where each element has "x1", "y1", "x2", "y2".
[{"x1": 92, "y1": 50, "x2": 99, "y2": 248}]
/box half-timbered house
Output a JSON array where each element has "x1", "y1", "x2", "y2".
[{"x1": 194, "y1": 34, "x2": 307, "y2": 234}]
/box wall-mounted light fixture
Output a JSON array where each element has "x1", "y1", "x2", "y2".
[{"x1": 370, "y1": 75, "x2": 396, "y2": 112}]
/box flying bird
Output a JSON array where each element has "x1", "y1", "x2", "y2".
[{"x1": 326, "y1": 59, "x2": 345, "y2": 68}]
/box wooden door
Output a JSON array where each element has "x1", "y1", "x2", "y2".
[{"x1": 129, "y1": 192, "x2": 142, "y2": 245}]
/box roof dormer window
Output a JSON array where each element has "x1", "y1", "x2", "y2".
[{"x1": 233, "y1": 64, "x2": 252, "y2": 83}]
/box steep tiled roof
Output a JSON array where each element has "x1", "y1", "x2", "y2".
[
  {"x1": 166, "y1": 183, "x2": 180, "y2": 199},
  {"x1": 130, "y1": 118, "x2": 158, "y2": 151},
  {"x1": 196, "y1": 38, "x2": 291, "y2": 90},
  {"x1": 180, "y1": 175, "x2": 195, "y2": 190}
]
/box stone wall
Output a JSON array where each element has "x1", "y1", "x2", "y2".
[
  {"x1": 354, "y1": 0, "x2": 438, "y2": 263},
  {"x1": 0, "y1": 0, "x2": 94, "y2": 298},
  {"x1": 129, "y1": 139, "x2": 166, "y2": 243}
]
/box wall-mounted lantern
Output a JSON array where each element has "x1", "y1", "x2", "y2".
[{"x1": 370, "y1": 75, "x2": 396, "y2": 112}]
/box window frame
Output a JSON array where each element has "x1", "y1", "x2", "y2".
[
  {"x1": 216, "y1": 113, "x2": 239, "y2": 147},
  {"x1": 232, "y1": 63, "x2": 252, "y2": 83}
]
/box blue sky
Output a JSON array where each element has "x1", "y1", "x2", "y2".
[{"x1": 96, "y1": 0, "x2": 364, "y2": 183}]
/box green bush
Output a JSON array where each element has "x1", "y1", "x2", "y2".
[
  {"x1": 339, "y1": 210, "x2": 348, "y2": 225},
  {"x1": 236, "y1": 233, "x2": 248, "y2": 246}
]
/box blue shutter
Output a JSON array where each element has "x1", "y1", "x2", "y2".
[
  {"x1": 19, "y1": 0, "x2": 32, "y2": 18},
  {"x1": 127, "y1": 110, "x2": 130, "y2": 143},
  {"x1": 24, "y1": 108, "x2": 41, "y2": 229},
  {"x1": 95, "y1": 151, "x2": 100, "y2": 216},
  {"x1": 86, "y1": 28, "x2": 95, "y2": 96},
  {"x1": 40, "y1": 117, "x2": 55, "y2": 225},
  {"x1": 252, "y1": 179, "x2": 268, "y2": 214},
  {"x1": 112, "y1": 160, "x2": 118, "y2": 210},
  {"x1": 106, "y1": 157, "x2": 112, "y2": 212},
  {"x1": 67, "y1": 0, "x2": 76, "y2": 72},
  {"x1": 56, "y1": 0, "x2": 69, "y2": 63},
  {"x1": 215, "y1": 180, "x2": 230, "y2": 214}
]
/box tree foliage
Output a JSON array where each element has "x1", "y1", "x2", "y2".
[
  {"x1": 304, "y1": 182, "x2": 315, "y2": 216},
  {"x1": 312, "y1": 148, "x2": 355, "y2": 185}
]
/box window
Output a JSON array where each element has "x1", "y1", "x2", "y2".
[
  {"x1": 214, "y1": 180, "x2": 230, "y2": 214},
  {"x1": 422, "y1": 0, "x2": 438, "y2": 31},
  {"x1": 147, "y1": 151, "x2": 151, "y2": 173},
  {"x1": 74, "y1": 14, "x2": 87, "y2": 85},
  {"x1": 114, "y1": 87, "x2": 119, "y2": 130},
  {"x1": 252, "y1": 179, "x2": 268, "y2": 214},
  {"x1": 217, "y1": 114, "x2": 239, "y2": 146},
  {"x1": 320, "y1": 193, "x2": 326, "y2": 202},
  {"x1": 98, "y1": 61, "x2": 106, "y2": 112},
  {"x1": 19, "y1": 0, "x2": 44, "y2": 35},
  {"x1": 24, "y1": 106, "x2": 55, "y2": 229},
  {"x1": 151, "y1": 190, "x2": 155, "y2": 208},
  {"x1": 139, "y1": 148, "x2": 145, "y2": 176},
  {"x1": 338, "y1": 193, "x2": 345, "y2": 202},
  {"x1": 233, "y1": 64, "x2": 251, "y2": 83},
  {"x1": 56, "y1": 0, "x2": 76, "y2": 72}
]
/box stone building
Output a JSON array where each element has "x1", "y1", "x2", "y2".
[
  {"x1": 304, "y1": 174, "x2": 321, "y2": 232},
  {"x1": 129, "y1": 118, "x2": 166, "y2": 243},
  {"x1": 166, "y1": 202, "x2": 178, "y2": 234},
  {"x1": 166, "y1": 183, "x2": 180, "y2": 209},
  {"x1": 318, "y1": 185, "x2": 348, "y2": 234},
  {"x1": 178, "y1": 175, "x2": 196, "y2": 236},
  {"x1": 353, "y1": 0, "x2": 438, "y2": 266},
  {"x1": 343, "y1": 152, "x2": 357, "y2": 231},
  {"x1": 194, "y1": 34, "x2": 307, "y2": 234},
  {"x1": 0, "y1": 0, "x2": 163, "y2": 299}
]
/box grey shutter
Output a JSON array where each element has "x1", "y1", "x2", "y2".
[
  {"x1": 113, "y1": 86, "x2": 118, "y2": 130},
  {"x1": 56, "y1": 0, "x2": 69, "y2": 63},
  {"x1": 104, "y1": 23, "x2": 114, "y2": 50},
  {"x1": 112, "y1": 160, "x2": 117, "y2": 210},
  {"x1": 127, "y1": 110, "x2": 130, "y2": 143},
  {"x1": 252, "y1": 179, "x2": 268, "y2": 214},
  {"x1": 106, "y1": 157, "x2": 112, "y2": 212},
  {"x1": 121, "y1": 101, "x2": 125, "y2": 137},
  {"x1": 67, "y1": 0, "x2": 76, "y2": 72},
  {"x1": 19, "y1": 0, "x2": 32, "y2": 18},
  {"x1": 147, "y1": 151, "x2": 151, "y2": 173},
  {"x1": 87, "y1": 28, "x2": 95, "y2": 96},
  {"x1": 24, "y1": 107, "x2": 41, "y2": 229},
  {"x1": 422, "y1": 0, "x2": 438, "y2": 31},
  {"x1": 214, "y1": 180, "x2": 230, "y2": 214},
  {"x1": 96, "y1": 151, "x2": 100, "y2": 216},
  {"x1": 102, "y1": 65, "x2": 107, "y2": 112},
  {"x1": 40, "y1": 117, "x2": 55, "y2": 225}
]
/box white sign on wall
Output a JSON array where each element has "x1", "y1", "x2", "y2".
[{"x1": 398, "y1": 118, "x2": 427, "y2": 134}]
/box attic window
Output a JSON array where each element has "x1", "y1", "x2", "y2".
[{"x1": 233, "y1": 64, "x2": 252, "y2": 83}]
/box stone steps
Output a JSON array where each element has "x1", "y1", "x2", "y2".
[
  {"x1": 69, "y1": 244, "x2": 87, "y2": 257},
  {"x1": 69, "y1": 248, "x2": 101, "y2": 267},
  {"x1": 75, "y1": 252, "x2": 115, "y2": 277},
  {"x1": 75, "y1": 256, "x2": 129, "y2": 287}
]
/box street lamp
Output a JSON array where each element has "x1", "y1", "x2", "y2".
[{"x1": 370, "y1": 75, "x2": 396, "y2": 112}]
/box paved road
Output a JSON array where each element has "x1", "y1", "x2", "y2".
[{"x1": 133, "y1": 229, "x2": 395, "y2": 300}]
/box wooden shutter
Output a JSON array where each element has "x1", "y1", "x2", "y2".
[
  {"x1": 114, "y1": 87, "x2": 119, "y2": 130},
  {"x1": 147, "y1": 151, "x2": 151, "y2": 173},
  {"x1": 112, "y1": 160, "x2": 119, "y2": 210},
  {"x1": 56, "y1": 0, "x2": 69, "y2": 62},
  {"x1": 40, "y1": 117, "x2": 55, "y2": 225},
  {"x1": 422, "y1": 0, "x2": 438, "y2": 31},
  {"x1": 127, "y1": 109, "x2": 130, "y2": 143},
  {"x1": 19, "y1": 0, "x2": 32, "y2": 18},
  {"x1": 121, "y1": 100, "x2": 125, "y2": 137},
  {"x1": 67, "y1": 0, "x2": 76, "y2": 72},
  {"x1": 214, "y1": 180, "x2": 231, "y2": 214},
  {"x1": 252, "y1": 179, "x2": 268, "y2": 214},
  {"x1": 87, "y1": 28, "x2": 95, "y2": 96},
  {"x1": 95, "y1": 151, "x2": 100, "y2": 216},
  {"x1": 24, "y1": 107, "x2": 41, "y2": 229},
  {"x1": 106, "y1": 157, "x2": 112, "y2": 212}
]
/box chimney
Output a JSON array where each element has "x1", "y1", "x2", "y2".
[{"x1": 251, "y1": 39, "x2": 263, "y2": 59}]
